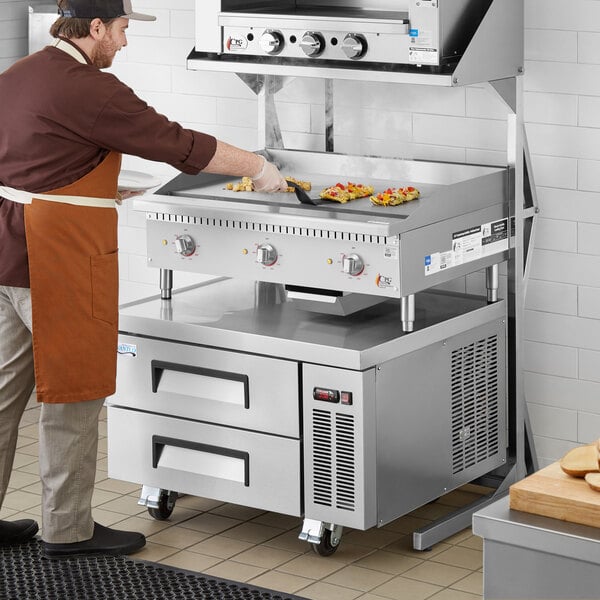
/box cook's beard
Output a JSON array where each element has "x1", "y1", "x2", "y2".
[{"x1": 91, "y1": 37, "x2": 117, "y2": 69}]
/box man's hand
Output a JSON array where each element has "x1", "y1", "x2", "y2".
[{"x1": 252, "y1": 156, "x2": 288, "y2": 193}]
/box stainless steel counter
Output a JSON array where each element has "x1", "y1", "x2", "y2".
[{"x1": 473, "y1": 496, "x2": 600, "y2": 600}]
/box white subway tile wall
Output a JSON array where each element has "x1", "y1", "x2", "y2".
[{"x1": 1, "y1": 0, "x2": 599, "y2": 465}]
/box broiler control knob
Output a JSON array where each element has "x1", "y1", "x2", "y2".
[
  {"x1": 342, "y1": 33, "x2": 367, "y2": 60},
  {"x1": 300, "y1": 32, "x2": 325, "y2": 57},
  {"x1": 342, "y1": 254, "x2": 365, "y2": 276},
  {"x1": 174, "y1": 234, "x2": 196, "y2": 257},
  {"x1": 256, "y1": 243, "x2": 278, "y2": 266},
  {"x1": 260, "y1": 30, "x2": 284, "y2": 55}
]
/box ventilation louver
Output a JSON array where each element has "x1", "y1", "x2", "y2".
[
  {"x1": 451, "y1": 335, "x2": 500, "y2": 474},
  {"x1": 311, "y1": 409, "x2": 356, "y2": 511}
]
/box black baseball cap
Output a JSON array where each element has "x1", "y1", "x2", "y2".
[{"x1": 58, "y1": 0, "x2": 156, "y2": 21}]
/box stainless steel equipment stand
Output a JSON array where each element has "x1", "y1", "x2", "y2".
[{"x1": 173, "y1": 0, "x2": 537, "y2": 554}]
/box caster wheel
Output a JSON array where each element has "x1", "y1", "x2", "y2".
[
  {"x1": 148, "y1": 490, "x2": 177, "y2": 520},
  {"x1": 310, "y1": 528, "x2": 341, "y2": 556}
]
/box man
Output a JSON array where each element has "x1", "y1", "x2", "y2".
[{"x1": 0, "y1": 0, "x2": 287, "y2": 559}]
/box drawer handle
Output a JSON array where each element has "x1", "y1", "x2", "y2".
[
  {"x1": 151, "y1": 360, "x2": 250, "y2": 409},
  {"x1": 152, "y1": 435, "x2": 250, "y2": 487}
]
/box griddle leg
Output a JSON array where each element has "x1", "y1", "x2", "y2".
[
  {"x1": 486, "y1": 264, "x2": 499, "y2": 303},
  {"x1": 160, "y1": 268, "x2": 173, "y2": 300},
  {"x1": 401, "y1": 294, "x2": 415, "y2": 332}
]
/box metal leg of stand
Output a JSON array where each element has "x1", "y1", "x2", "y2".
[
  {"x1": 412, "y1": 465, "x2": 517, "y2": 551},
  {"x1": 486, "y1": 264, "x2": 499, "y2": 303},
  {"x1": 160, "y1": 268, "x2": 173, "y2": 300},
  {"x1": 401, "y1": 294, "x2": 415, "y2": 332}
]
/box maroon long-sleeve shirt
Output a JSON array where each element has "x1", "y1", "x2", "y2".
[{"x1": 0, "y1": 39, "x2": 217, "y2": 287}]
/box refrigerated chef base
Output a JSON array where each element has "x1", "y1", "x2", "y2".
[{"x1": 108, "y1": 279, "x2": 507, "y2": 534}]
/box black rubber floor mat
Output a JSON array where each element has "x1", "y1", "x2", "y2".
[{"x1": 0, "y1": 539, "x2": 309, "y2": 600}]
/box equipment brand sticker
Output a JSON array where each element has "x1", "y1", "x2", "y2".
[
  {"x1": 425, "y1": 218, "x2": 508, "y2": 276},
  {"x1": 117, "y1": 343, "x2": 137, "y2": 356}
]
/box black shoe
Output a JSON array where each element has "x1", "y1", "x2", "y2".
[
  {"x1": 42, "y1": 522, "x2": 146, "y2": 559},
  {"x1": 0, "y1": 519, "x2": 39, "y2": 545}
]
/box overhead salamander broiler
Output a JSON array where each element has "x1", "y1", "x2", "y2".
[{"x1": 107, "y1": 0, "x2": 531, "y2": 554}]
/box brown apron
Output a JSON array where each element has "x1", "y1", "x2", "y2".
[{"x1": 24, "y1": 151, "x2": 122, "y2": 403}]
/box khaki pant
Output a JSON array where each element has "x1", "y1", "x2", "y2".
[{"x1": 0, "y1": 285, "x2": 104, "y2": 543}]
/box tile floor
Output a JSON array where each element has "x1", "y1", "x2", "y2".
[{"x1": 1, "y1": 400, "x2": 487, "y2": 600}]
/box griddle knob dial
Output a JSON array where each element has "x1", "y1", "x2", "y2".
[
  {"x1": 260, "y1": 30, "x2": 284, "y2": 55},
  {"x1": 256, "y1": 243, "x2": 278, "y2": 266},
  {"x1": 174, "y1": 234, "x2": 196, "y2": 257},
  {"x1": 342, "y1": 33, "x2": 367, "y2": 60},
  {"x1": 300, "y1": 32, "x2": 325, "y2": 57},
  {"x1": 343, "y1": 254, "x2": 364, "y2": 276}
]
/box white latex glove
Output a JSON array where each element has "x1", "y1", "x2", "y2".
[{"x1": 252, "y1": 156, "x2": 288, "y2": 193}]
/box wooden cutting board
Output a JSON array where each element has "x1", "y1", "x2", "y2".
[{"x1": 509, "y1": 461, "x2": 600, "y2": 528}]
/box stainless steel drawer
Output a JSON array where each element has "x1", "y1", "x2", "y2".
[
  {"x1": 107, "y1": 406, "x2": 302, "y2": 516},
  {"x1": 112, "y1": 334, "x2": 299, "y2": 437}
]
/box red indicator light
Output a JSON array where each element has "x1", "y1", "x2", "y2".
[{"x1": 340, "y1": 391, "x2": 353, "y2": 405}]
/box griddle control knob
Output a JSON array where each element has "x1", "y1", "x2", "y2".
[
  {"x1": 300, "y1": 32, "x2": 325, "y2": 57},
  {"x1": 260, "y1": 30, "x2": 284, "y2": 55},
  {"x1": 256, "y1": 243, "x2": 278, "y2": 266},
  {"x1": 342, "y1": 33, "x2": 367, "y2": 60},
  {"x1": 174, "y1": 234, "x2": 196, "y2": 257},
  {"x1": 343, "y1": 254, "x2": 364, "y2": 276}
]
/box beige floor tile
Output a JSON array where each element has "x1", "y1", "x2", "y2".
[
  {"x1": 322, "y1": 541, "x2": 378, "y2": 564},
  {"x1": 7, "y1": 471, "x2": 38, "y2": 490},
  {"x1": 211, "y1": 502, "x2": 266, "y2": 521},
  {"x1": 384, "y1": 536, "x2": 452, "y2": 560},
  {"x1": 204, "y1": 559, "x2": 267, "y2": 582},
  {"x1": 187, "y1": 534, "x2": 254, "y2": 559},
  {"x1": 175, "y1": 494, "x2": 224, "y2": 512},
  {"x1": 94, "y1": 508, "x2": 142, "y2": 527},
  {"x1": 251, "y1": 511, "x2": 302, "y2": 530},
  {"x1": 458, "y1": 534, "x2": 483, "y2": 551},
  {"x1": 15, "y1": 461, "x2": 39, "y2": 475},
  {"x1": 91, "y1": 488, "x2": 122, "y2": 507},
  {"x1": 221, "y1": 521, "x2": 285, "y2": 544},
  {"x1": 154, "y1": 549, "x2": 222, "y2": 572},
  {"x1": 109, "y1": 514, "x2": 173, "y2": 536},
  {"x1": 382, "y1": 515, "x2": 431, "y2": 535},
  {"x1": 402, "y1": 560, "x2": 472, "y2": 586},
  {"x1": 132, "y1": 541, "x2": 180, "y2": 562},
  {"x1": 0, "y1": 507, "x2": 18, "y2": 519},
  {"x1": 324, "y1": 565, "x2": 394, "y2": 592},
  {"x1": 148, "y1": 525, "x2": 212, "y2": 549},
  {"x1": 233, "y1": 544, "x2": 299, "y2": 568},
  {"x1": 11, "y1": 453, "x2": 38, "y2": 470},
  {"x1": 429, "y1": 588, "x2": 481, "y2": 599},
  {"x1": 451, "y1": 571, "x2": 483, "y2": 595},
  {"x1": 343, "y1": 527, "x2": 404, "y2": 549},
  {"x1": 250, "y1": 570, "x2": 314, "y2": 594},
  {"x1": 370, "y1": 575, "x2": 443, "y2": 600},
  {"x1": 300, "y1": 581, "x2": 363, "y2": 600},
  {"x1": 180, "y1": 512, "x2": 241, "y2": 534},
  {"x1": 17, "y1": 441, "x2": 38, "y2": 457},
  {"x1": 264, "y1": 529, "x2": 313, "y2": 553},
  {"x1": 140, "y1": 505, "x2": 199, "y2": 525},
  {"x1": 277, "y1": 552, "x2": 346, "y2": 580},
  {"x1": 2, "y1": 490, "x2": 40, "y2": 511},
  {"x1": 355, "y1": 550, "x2": 423, "y2": 575},
  {"x1": 94, "y1": 494, "x2": 147, "y2": 516},
  {"x1": 431, "y1": 545, "x2": 483, "y2": 570},
  {"x1": 95, "y1": 477, "x2": 140, "y2": 495},
  {"x1": 21, "y1": 481, "x2": 42, "y2": 496}
]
